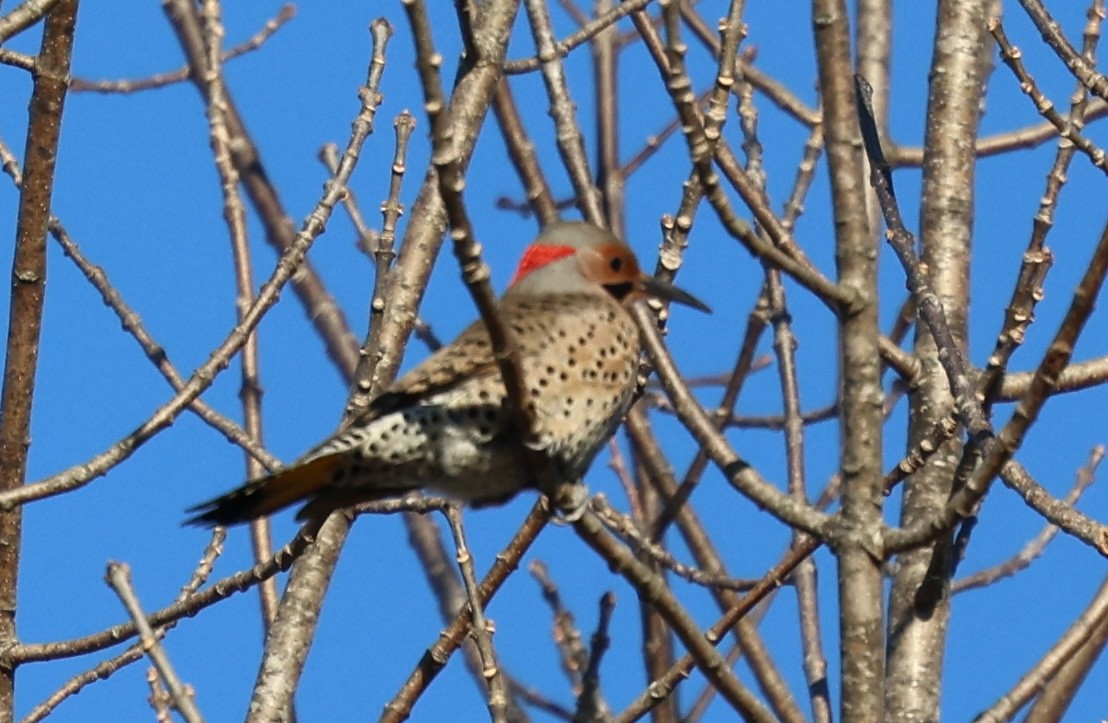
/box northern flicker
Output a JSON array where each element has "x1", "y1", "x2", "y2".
[{"x1": 185, "y1": 221, "x2": 708, "y2": 527}]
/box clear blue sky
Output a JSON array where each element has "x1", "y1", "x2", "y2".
[{"x1": 1, "y1": 2, "x2": 1106, "y2": 721}]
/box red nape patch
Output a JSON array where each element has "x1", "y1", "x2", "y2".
[{"x1": 510, "y1": 244, "x2": 576, "y2": 285}]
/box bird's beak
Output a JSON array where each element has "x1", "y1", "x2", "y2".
[{"x1": 640, "y1": 276, "x2": 711, "y2": 313}]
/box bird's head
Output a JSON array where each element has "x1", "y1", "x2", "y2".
[{"x1": 507, "y1": 222, "x2": 710, "y2": 312}]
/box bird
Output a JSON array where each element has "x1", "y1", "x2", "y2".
[{"x1": 185, "y1": 221, "x2": 708, "y2": 527}]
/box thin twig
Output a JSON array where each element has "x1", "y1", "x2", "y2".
[
  {"x1": 954, "y1": 446, "x2": 1103, "y2": 593},
  {"x1": 33, "y1": 206, "x2": 277, "y2": 471},
  {"x1": 856, "y1": 74, "x2": 991, "y2": 443},
  {"x1": 240, "y1": 16, "x2": 402, "y2": 720},
  {"x1": 0, "y1": 0, "x2": 63, "y2": 43},
  {"x1": 891, "y1": 99, "x2": 1108, "y2": 165},
  {"x1": 21, "y1": 529, "x2": 226, "y2": 721},
  {"x1": 631, "y1": 1, "x2": 856, "y2": 314},
  {"x1": 344, "y1": 107, "x2": 415, "y2": 414},
  {"x1": 523, "y1": 0, "x2": 605, "y2": 224},
  {"x1": 632, "y1": 303, "x2": 831, "y2": 536},
  {"x1": 381, "y1": 502, "x2": 551, "y2": 722},
  {"x1": 71, "y1": 5, "x2": 295, "y2": 94},
  {"x1": 574, "y1": 592, "x2": 615, "y2": 722},
  {"x1": 163, "y1": 0, "x2": 361, "y2": 380},
  {"x1": 529, "y1": 560, "x2": 588, "y2": 691},
  {"x1": 503, "y1": 0, "x2": 652, "y2": 74},
  {"x1": 888, "y1": 215, "x2": 1108, "y2": 556},
  {"x1": 9, "y1": 519, "x2": 323, "y2": 666},
  {"x1": 573, "y1": 509, "x2": 776, "y2": 722},
  {"x1": 990, "y1": 18, "x2": 1108, "y2": 175},
  {"x1": 613, "y1": 538, "x2": 819, "y2": 722},
  {"x1": 592, "y1": 495, "x2": 758, "y2": 592},
  {"x1": 1016, "y1": 0, "x2": 1108, "y2": 101},
  {"x1": 676, "y1": 4, "x2": 821, "y2": 126},
  {"x1": 490, "y1": 78, "x2": 559, "y2": 224},
  {"x1": 145, "y1": 668, "x2": 173, "y2": 722},
  {"x1": 199, "y1": 0, "x2": 279, "y2": 632},
  {"x1": 444, "y1": 506, "x2": 510, "y2": 722},
  {"x1": 975, "y1": 576, "x2": 1108, "y2": 722},
  {"x1": 104, "y1": 563, "x2": 203, "y2": 723}
]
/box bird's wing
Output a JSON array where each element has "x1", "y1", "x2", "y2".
[
  {"x1": 365, "y1": 317, "x2": 500, "y2": 416},
  {"x1": 362, "y1": 294, "x2": 595, "y2": 418}
]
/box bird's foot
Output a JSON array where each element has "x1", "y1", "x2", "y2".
[{"x1": 547, "y1": 480, "x2": 589, "y2": 523}]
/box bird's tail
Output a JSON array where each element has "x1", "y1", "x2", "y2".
[{"x1": 184, "y1": 454, "x2": 341, "y2": 527}]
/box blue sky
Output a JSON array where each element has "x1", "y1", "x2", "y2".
[{"x1": 1, "y1": 1, "x2": 1107, "y2": 721}]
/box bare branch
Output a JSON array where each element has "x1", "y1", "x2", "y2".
[
  {"x1": 71, "y1": 5, "x2": 296, "y2": 94},
  {"x1": 104, "y1": 563, "x2": 203, "y2": 723},
  {"x1": 0, "y1": 2, "x2": 78, "y2": 715}
]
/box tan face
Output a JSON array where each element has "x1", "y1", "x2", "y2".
[
  {"x1": 578, "y1": 242, "x2": 711, "y2": 312},
  {"x1": 577, "y1": 242, "x2": 644, "y2": 302}
]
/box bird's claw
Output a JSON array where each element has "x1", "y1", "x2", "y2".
[{"x1": 548, "y1": 480, "x2": 589, "y2": 524}]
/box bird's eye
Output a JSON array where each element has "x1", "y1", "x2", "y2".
[{"x1": 609, "y1": 257, "x2": 623, "y2": 272}]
